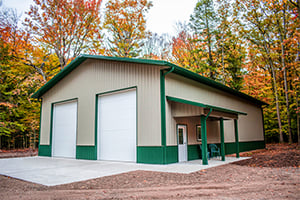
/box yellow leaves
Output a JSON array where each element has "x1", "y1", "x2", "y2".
[{"x1": 103, "y1": 0, "x2": 152, "y2": 57}]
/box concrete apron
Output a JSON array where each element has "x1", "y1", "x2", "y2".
[{"x1": 0, "y1": 156, "x2": 250, "y2": 186}]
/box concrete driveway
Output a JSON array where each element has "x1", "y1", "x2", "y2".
[{"x1": 0, "y1": 156, "x2": 249, "y2": 186}]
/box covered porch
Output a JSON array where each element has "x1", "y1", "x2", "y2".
[{"x1": 166, "y1": 96, "x2": 247, "y2": 165}]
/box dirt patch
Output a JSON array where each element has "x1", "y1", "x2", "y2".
[
  {"x1": 0, "y1": 149, "x2": 38, "y2": 159},
  {"x1": 232, "y1": 143, "x2": 300, "y2": 168},
  {"x1": 0, "y1": 144, "x2": 299, "y2": 199}
]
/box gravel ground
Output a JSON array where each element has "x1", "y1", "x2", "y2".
[{"x1": 0, "y1": 143, "x2": 299, "y2": 199}]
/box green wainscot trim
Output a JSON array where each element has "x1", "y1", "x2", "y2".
[
  {"x1": 38, "y1": 145, "x2": 51, "y2": 156},
  {"x1": 188, "y1": 145, "x2": 201, "y2": 161},
  {"x1": 137, "y1": 146, "x2": 164, "y2": 164},
  {"x1": 187, "y1": 141, "x2": 265, "y2": 160},
  {"x1": 166, "y1": 146, "x2": 178, "y2": 164},
  {"x1": 137, "y1": 146, "x2": 178, "y2": 164},
  {"x1": 238, "y1": 140, "x2": 265, "y2": 153},
  {"x1": 76, "y1": 146, "x2": 97, "y2": 160},
  {"x1": 214, "y1": 140, "x2": 265, "y2": 155}
]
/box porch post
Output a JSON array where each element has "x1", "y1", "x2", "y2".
[
  {"x1": 234, "y1": 119, "x2": 240, "y2": 158},
  {"x1": 220, "y1": 118, "x2": 225, "y2": 161},
  {"x1": 201, "y1": 115, "x2": 208, "y2": 165}
]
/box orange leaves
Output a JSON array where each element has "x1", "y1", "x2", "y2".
[
  {"x1": 24, "y1": 0, "x2": 103, "y2": 69},
  {"x1": 103, "y1": 0, "x2": 152, "y2": 57}
]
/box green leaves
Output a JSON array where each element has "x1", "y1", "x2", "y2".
[{"x1": 103, "y1": 0, "x2": 152, "y2": 58}]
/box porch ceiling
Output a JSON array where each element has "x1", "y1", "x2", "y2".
[{"x1": 166, "y1": 96, "x2": 247, "y2": 116}]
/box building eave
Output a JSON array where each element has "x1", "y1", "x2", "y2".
[{"x1": 31, "y1": 54, "x2": 267, "y2": 106}]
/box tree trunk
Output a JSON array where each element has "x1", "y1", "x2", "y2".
[
  {"x1": 261, "y1": 36, "x2": 284, "y2": 143},
  {"x1": 296, "y1": 32, "x2": 300, "y2": 146},
  {"x1": 22, "y1": 133, "x2": 26, "y2": 149},
  {"x1": 278, "y1": 5, "x2": 292, "y2": 143},
  {"x1": 33, "y1": 130, "x2": 36, "y2": 150},
  {"x1": 221, "y1": 35, "x2": 225, "y2": 84},
  {"x1": 270, "y1": 65, "x2": 284, "y2": 143},
  {"x1": 297, "y1": 94, "x2": 300, "y2": 146}
]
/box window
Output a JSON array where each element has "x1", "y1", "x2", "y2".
[
  {"x1": 196, "y1": 125, "x2": 201, "y2": 142},
  {"x1": 178, "y1": 128, "x2": 184, "y2": 144}
]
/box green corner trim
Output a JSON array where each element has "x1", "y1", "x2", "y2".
[
  {"x1": 38, "y1": 145, "x2": 51, "y2": 156},
  {"x1": 94, "y1": 94, "x2": 98, "y2": 160},
  {"x1": 76, "y1": 146, "x2": 97, "y2": 160},
  {"x1": 234, "y1": 119, "x2": 240, "y2": 158},
  {"x1": 32, "y1": 55, "x2": 267, "y2": 107},
  {"x1": 160, "y1": 68, "x2": 175, "y2": 164},
  {"x1": 160, "y1": 70, "x2": 166, "y2": 163},
  {"x1": 166, "y1": 96, "x2": 247, "y2": 115}
]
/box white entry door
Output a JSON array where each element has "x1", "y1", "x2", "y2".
[
  {"x1": 52, "y1": 100, "x2": 77, "y2": 158},
  {"x1": 98, "y1": 89, "x2": 136, "y2": 162},
  {"x1": 177, "y1": 125, "x2": 187, "y2": 162}
]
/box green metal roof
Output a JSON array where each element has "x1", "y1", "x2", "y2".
[{"x1": 31, "y1": 54, "x2": 267, "y2": 106}]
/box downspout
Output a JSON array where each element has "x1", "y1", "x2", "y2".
[
  {"x1": 163, "y1": 67, "x2": 175, "y2": 77},
  {"x1": 161, "y1": 66, "x2": 175, "y2": 164}
]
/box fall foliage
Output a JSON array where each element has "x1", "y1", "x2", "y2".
[
  {"x1": 103, "y1": 0, "x2": 152, "y2": 57},
  {"x1": 24, "y1": 0, "x2": 103, "y2": 70},
  {"x1": 0, "y1": 0, "x2": 299, "y2": 149}
]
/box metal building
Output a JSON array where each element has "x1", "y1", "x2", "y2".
[{"x1": 32, "y1": 55, "x2": 266, "y2": 165}]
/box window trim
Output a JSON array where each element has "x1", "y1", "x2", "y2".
[{"x1": 196, "y1": 124, "x2": 202, "y2": 142}]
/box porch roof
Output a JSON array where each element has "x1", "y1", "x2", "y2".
[{"x1": 166, "y1": 96, "x2": 247, "y2": 116}]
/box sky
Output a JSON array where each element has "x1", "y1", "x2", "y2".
[{"x1": 2, "y1": 0, "x2": 198, "y2": 36}]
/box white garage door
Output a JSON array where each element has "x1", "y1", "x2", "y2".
[
  {"x1": 52, "y1": 100, "x2": 77, "y2": 158},
  {"x1": 98, "y1": 89, "x2": 136, "y2": 162}
]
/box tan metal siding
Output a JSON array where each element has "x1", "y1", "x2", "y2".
[
  {"x1": 40, "y1": 59, "x2": 161, "y2": 146},
  {"x1": 173, "y1": 117, "x2": 221, "y2": 145},
  {"x1": 166, "y1": 101, "x2": 203, "y2": 146},
  {"x1": 165, "y1": 73, "x2": 264, "y2": 143},
  {"x1": 166, "y1": 101, "x2": 176, "y2": 145}
]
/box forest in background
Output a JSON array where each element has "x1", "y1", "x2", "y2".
[{"x1": 0, "y1": 0, "x2": 299, "y2": 149}]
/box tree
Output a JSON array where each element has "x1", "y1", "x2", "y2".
[
  {"x1": 24, "y1": 0, "x2": 103, "y2": 70},
  {"x1": 103, "y1": 0, "x2": 152, "y2": 57},
  {"x1": 142, "y1": 32, "x2": 171, "y2": 60},
  {"x1": 215, "y1": 0, "x2": 245, "y2": 90},
  {"x1": 273, "y1": 1, "x2": 293, "y2": 143},
  {"x1": 171, "y1": 23, "x2": 207, "y2": 74},
  {"x1": 234, "y1": 0, "x2": 284, "y2": 142},
  {"x1": 189, "y1": 0, "x2": 218, "y2": 80},
  {"x1": 289, "y1": 0, "x2": 300, "y2": 20},
  {"x1": 234, "y1": 0, "x2": 300, "y2": 143},
  {"x1": 0, "y1": 3, "x2": 43, "y2": 149}
]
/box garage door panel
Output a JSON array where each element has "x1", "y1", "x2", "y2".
[
  {"x1": 52, "y1": 101, "x2": 77, "y2": 158},
  {"x1": 98, "y1": 89, "x2": 136, "y2": 162}
]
